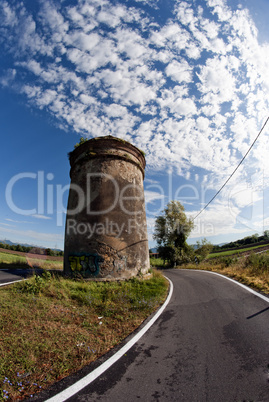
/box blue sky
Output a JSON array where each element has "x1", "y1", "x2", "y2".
[{"x1": 1, "y1": 0, "x2": 269, "y2": 250}]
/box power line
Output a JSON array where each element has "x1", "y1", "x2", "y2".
[{"x1": 193, "y1": 115, "x2": 269, "y2": 220}]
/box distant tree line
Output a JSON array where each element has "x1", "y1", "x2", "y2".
[
  {"x1": 0, "y1": 242, "x2": 64, "y2": 257},
  {"x1": 212, "y1": 231, "x2": 269, "y2": 252}
]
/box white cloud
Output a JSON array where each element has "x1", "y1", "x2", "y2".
[
  {"x1": 39, "y1": 1, "x2": 69, "y2": 35},
  {"x1": 97, "y1": 7, "x2": 125, "y2": 28},
  {"x1": 0, "y1": 226, "x2": 63, "y2": 246},
  {"x1": 197, "y1": 57, "x2": 236, "y2": 102},
  {"x1": 0, "y1": 222, "x2": 15, "y2": 227},
  {"x1": 165, "y1": 59, "x2": 192, "y2": 83},
  {"x1": 145, "y1": 190, "x2": 166, "y2": 204},
  {"x1": 1, "y1": 0, "x2": 269, "y2": 194},
  {"x1": 67, "y1": 32, "x2": 100, "y2": 52},
  {"x1": 6, "y1": 219, "x2": 33, "y2": 224},
  {"x1": 26, "y1": 60, "x2": 42, "y2": 75},
  {"x1": 1, "y1": 1, "x2": 17, "y2": 27},
  {"x1": 104, "y1": 103, "x2": 128, "y2": 118},
  {"x1": 32, "y1": 214, "x2": 52, "y2": 220},
  {"x1": 0, "y1": 68, "x2": 16, "y2": 87}
]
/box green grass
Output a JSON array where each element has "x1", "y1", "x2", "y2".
[
  {"x1": 0, "y1": 252, "x2": 26, "y2": 265},
  {"x1": 208, "y1": 243, "x2": 269, "y2": 258},
  {"x1": 0, "y1": 270, "x2": 168, "y2": 401},
  {"x1": 150, "y1": 257, "x2": 168, "y2": 268},
  {"x1": 0, "y1": 251, "x2": 63, "y2": 271}
]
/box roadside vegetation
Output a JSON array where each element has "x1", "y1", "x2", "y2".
[
  {"x1": 183, "y1": 252, "x2": 269, "y2": 294},
  {"x1": 151, "y1": 200, "x2": 269, "y2": 295},
  {"x1": 153, "y1": 201, "x2": 213, "y2": 265},
  {"x1": 0, "y1": 270, "x2": 168, "y2": 401},
  {"x1": 150, "y1": 251, "x2": 269, "y2": 295}
]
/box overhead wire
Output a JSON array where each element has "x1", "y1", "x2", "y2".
[{"x1": 193, "y1": 115, "x2": 269, "y2": 220}]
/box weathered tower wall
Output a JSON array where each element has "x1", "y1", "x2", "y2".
[{"x1": 64, "y1": 136, "x2": 150, "y2": 280}]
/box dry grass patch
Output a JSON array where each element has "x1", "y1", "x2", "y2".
[{"x1": 178, "y1": 252, "x2": 269, "y2": 295}]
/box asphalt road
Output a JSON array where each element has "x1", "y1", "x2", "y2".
[
  {"x1": 0, "y1": 267, "x2": 43, "y2": 285},
  {"x1": 0, "y1": 268, "x2": 25, "y2": 285},
  {"x1": 40, "y1": 269, "x2": 269, "y2": 401}
]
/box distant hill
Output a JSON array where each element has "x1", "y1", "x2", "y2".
[
  {"x1": 0, "y1": 239, "x2": 63, "y2": 253},
  {"x1": 0, "y1": 239, "x2": 34, "y2": 248},
  {"x1": 212, "y1": 233, "x2": 269, "y2": 252}
]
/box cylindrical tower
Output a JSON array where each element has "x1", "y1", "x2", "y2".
[{"x1": 64, "y1": 136, "x2": 150, "y2": 280}]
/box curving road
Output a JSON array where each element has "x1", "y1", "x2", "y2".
[{"x1": 41, "y1": 269, "x2": 269, "y2": 402}]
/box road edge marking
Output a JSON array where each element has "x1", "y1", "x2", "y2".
[
  {"x1": 0, "y1": 279, "x2": 24, "y2": 287},
  {"x1": 45, "y1": 275, "x2": 173, "y2": 402},
  {"x1": 192, "y1": 269, "x2": 269, "y2": 303}
]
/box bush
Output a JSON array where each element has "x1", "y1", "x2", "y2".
[
  {"x1": 150, "y1": 257, "x2": 167, "y2": 268},
  {"x1": 245, "y1": 252, "x2": 269, "y2": 274},
  {"x1": 219, "y1": 256, "x2": 238, "y2": 267},
  {"x1": 17, "y1": 272, "x2": 52, "y2": 294}
]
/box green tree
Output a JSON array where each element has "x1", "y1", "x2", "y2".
[
  {"x1": 153, "y1": 201, "x2": 194, "y2": 266},
  {"x1": 46, "y1": 248, "x2": 53, "y2": 256},
  {"x1": 194, "y1": 238, "x2": 213, "y2": 262},
  {"x1": 264, "y1": 230, "x2": 269, "y2": 239}
]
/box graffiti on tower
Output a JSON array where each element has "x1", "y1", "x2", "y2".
[{"x1": 68, "y1": 253, "x2": 104, "y2": 276}]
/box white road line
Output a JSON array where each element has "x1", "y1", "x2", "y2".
[
  {"x1": 46, "y1": 276, "x2": 173, "y2": 402},
  {"x1": 190, "y1": 269, "x2": 269, "y2": 303},
  {"x1": 0, "y1": 279, "x2": 24, "y2": 287}
]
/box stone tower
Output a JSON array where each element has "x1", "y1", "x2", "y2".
[{"x1": 64, "y1": 136, "x2": 150, "y2": 280}]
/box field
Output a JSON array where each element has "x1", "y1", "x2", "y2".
[
  {"x1": 208, "y1": 243, "x2": 269, "y2": 258},
  {"x1": 0, "y1": 250, "x2": 63, "y2": 271}
]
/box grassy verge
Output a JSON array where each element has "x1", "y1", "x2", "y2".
[
  {"x1": 0, "y1": 270, "x2": 168, "y2": 401},
  {"x1": 178, "y1": 252, "x2": 269, "y2": 295},
  {"x1": 0, "y1": 251, "x2": 63, "y2": 271}
]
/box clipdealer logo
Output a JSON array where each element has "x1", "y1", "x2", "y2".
[
  {"x1": 5, "y1": 171, "x2": 144, "y2": 226},
  {"x1": 66, "y1": 217, "x2": 147, "y2": 239},
  {"x1": 4, "y1": 170, "x2": 244, "y2": 237}
]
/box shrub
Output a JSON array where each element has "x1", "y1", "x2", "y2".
[
  {"x1": 17, "y1": 272, "x2": 52, "y2": 294},
  {"x1": 219, "y1": 256, "x2": 238, "y2": 267},
  {"x1": 245, "y1": 252, "x2": 269, "y2": 274}
]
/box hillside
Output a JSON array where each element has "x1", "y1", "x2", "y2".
[{"x1": 212, "y1": 232, "x2": 269, "y2": 253}]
